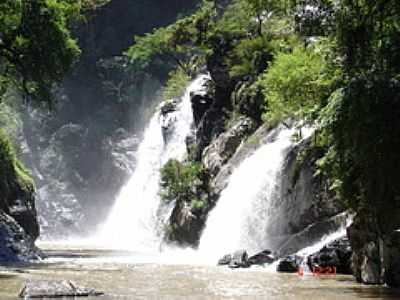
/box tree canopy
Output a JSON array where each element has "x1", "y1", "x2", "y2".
[{"x1": 0, "y1": 0, "x2": 104, "y2": 106}]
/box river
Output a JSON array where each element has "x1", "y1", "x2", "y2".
[{"x1": 1, "y1": 244, "x2": 399, "y2": 300}]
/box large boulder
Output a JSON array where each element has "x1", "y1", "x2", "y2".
[
  {"x1": 348, "y1": 216, "x2": 400, "y2": 287},
  {"x1": 347, "y1": 216, "x2": 383, "y2": 284},
  {"x1": 229, "y1": 250, "x2": 250, "y2": 268},
  {"x1": 19, "y1": 280, "x2": 103, "y2": 298},
  {"x1": 248, "y1": 249, "x2": 275, "y2": 265},
  {"x1": 277, "y1": 255, "x2": 303, "y2": 273},
  {"x1": 307, "y1": 237, "x2": 352, "y2": 275}
]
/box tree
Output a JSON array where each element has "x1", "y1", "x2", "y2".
[
  {"x1": 126, "y1": 0, "x2": 216, "y2": 76},
  {"x1": 260, "y1": 43, "x2": 338, "y2": 124},
  {"x1": 326, "y1": 0, "x2": 400, "y2": 233},
  {"x1": 0, "y1": 0, "x2": 103, "y2": 106},
  {"x1": 245, "y1": 0, "x2": 286, "y2": 36}
]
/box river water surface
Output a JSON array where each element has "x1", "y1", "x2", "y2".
[{"x1": 1, "y1": 245, "x2": 399, "y2": 300}]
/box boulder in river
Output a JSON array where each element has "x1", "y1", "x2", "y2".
[
  {"x1": 19, "y1": 280, "x2": 104, "y2": 298},
  {"x1": 307, "y1": 237, "x2": 352, "y2": 275},
  {"x1": 277, "y1": 255, "x2": 303, "y2": 273},
  {"x1": 248, "y1": 250, "x2": 275, "y2": 266},
  {"x1": 229, "y1": 250, "x2": 250, "y2": 268},
  {"x1": 217, "y1": 254, "x2": 232, "y2": 266}
]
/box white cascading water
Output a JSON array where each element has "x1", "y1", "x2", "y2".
[
  {"x1": 199, "y1": 126, "x2": 311, "y2": 262},
  {"x1": 95, "y1": 75, "x2": 208, "y2": 252}
]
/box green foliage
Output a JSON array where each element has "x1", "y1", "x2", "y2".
[
  {"x1": 315, "y1": 0, "x2": 400, "y2": 233},
  {"x1": 160, "y1": 159, "x2": 203, "y2": 204},
  {"x1": 213, "y1": 0, "x2": 252, "y2": 35},
  {"x1": 227, "y1": 36, "x2": 273, "y2": 78},
  {"x1": 163, "y1": 68, "x2": 191, "y2": 100},
  {"x1": 260, "y1": 42, "x2": 338, "y2": 124},
  {"x1": 0, "y1": 97, "x2": 21, "y2": 139},
  {"x1": 0, "y1": 0, "x2": 92, "y2": 105},
  {"x1": 0, "y1": 129, "x2": 34, "y2": 192},
  {"x1": 126, "y1": 0, "x2": 217, "y2": 75}
]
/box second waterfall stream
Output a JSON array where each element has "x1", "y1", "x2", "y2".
[
  {"x1": 198, "y1": 126, "x2": 312, "y2": 263},
  {"x1": 95, "y1": 75, "x2": 209, "y2": 252}
]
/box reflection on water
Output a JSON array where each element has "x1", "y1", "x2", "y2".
[{"x1": 1, "y1": 247, "x2": 399, "y2": 300}]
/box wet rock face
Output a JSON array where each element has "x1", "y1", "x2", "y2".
[
  {"x1": 167, "y1": 201, "x2": 203, "y2": 246},
  {"x1": 29, "y1": 120, "x2": 138, "y2": 238},
  {"x1": 0, "y1": 212, "x2": 41, "y2": 262},
  {"x1": 0, "y1": 182, "x2": 39, "y2": 241},
  {"x1": 267, "y1": 138, "x2": 344, "y2": 253},
  {"x1": 191, "y1": 93, "x2": 214, "y2": 126},
  {"x1": 161, "y1": 100, "x2": 179, "y2": 143},
  {"x1": 347, "y1": 216, "x2": 382, "y2": 284},
  {"x1": 347, "y1": 216, "x2": 400, "y2": 287},
  {"x1": 202, "y1": 116, "x2": 256, "y2": 177}
]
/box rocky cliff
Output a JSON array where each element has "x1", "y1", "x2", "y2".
[
  {"x1": 0, "y1": 132, "x2": 41, "y2": 262},
  {"x1": 165, "y1": 48, "x2": 346, "y2": 254},
  {"x1": 18, "y1": 0, "x2": 200, "y2": 238}
]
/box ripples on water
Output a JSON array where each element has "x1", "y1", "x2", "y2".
[{"x1": 1, "y1": 246, "x2": 399, "y2": 300}]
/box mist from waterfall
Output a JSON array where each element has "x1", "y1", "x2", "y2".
[
  {"x1": 198, "y1": 126, "x2": 299, "y2": 261},
  {"x1": 94, "y1": 75, "x2": 208, "y2": 252}
]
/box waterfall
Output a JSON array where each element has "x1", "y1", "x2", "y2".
[
  {"x1": 199, "y1": 126, "x2": 299, "y2": 261},
  {"x1": 95, "y1": 75, "x2": 208, "y2": 252}
]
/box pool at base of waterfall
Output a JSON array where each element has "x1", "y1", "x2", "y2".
[{"x1": 1, "y1": 245, "x2": 399, "y2": 300}]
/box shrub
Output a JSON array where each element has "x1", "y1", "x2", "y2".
[{"x1": 260, "y1": 42, "x2": 338, "y2": 124}]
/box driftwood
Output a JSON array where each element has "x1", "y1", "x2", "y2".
[{"x1": 19, "y1": 280, "x2": 104, "y2": 298}]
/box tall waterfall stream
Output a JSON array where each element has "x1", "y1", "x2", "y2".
[{"x1": 95, "y1": 75, "x2": 208, "y2": 252}]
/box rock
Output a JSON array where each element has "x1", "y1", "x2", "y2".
[
  {"x1": 348, "y1": 216, "x2": 400, "y2": 287},
  {"x1": 218, "y1": 254, "x2": 232, "y2": 266},
  {"x1": 277, "y1": 255, "x2": 303, "y2": 273},
  {"x1": 361, "y1": 241, "x2": 382, "y2": 283},
  {"x1": 166, "y1": 201, "x2": 202, "y2": 246},
  {"x1": 193, "y1": 106, "x2": 227, "y2": 161},
  {"x1": 160, "y1": 100, "x2": 179, "y2": 143},
  {"x1": 202, "y1": 116, "x2": 256, "y2": 177},
  {"x1": 265, "y1": 135, "x2": 345, "y2": 253},
  {"x1": 0, "y1": 212, "x2": 42, "y2": 262},
  {"x1": 229, "y1": 250, "x2": 250, "y2": 268},
  {"x1": 276, "y1": 213, "x2": 349, "y2": 258},
  {"x1": 383, "y1": 230, "x2": 400, "y2": 287},
  {"x1": 248, "y1": 250, "x2": 275, "y2": 266},
  {"x1": 160, "y1": 99, "x2": 177, "y2": 115},
  {"x1": 37, "y1": 182, "x2": 85, "y2": 240},
  {"x1": 191, "y1": 93, "x2": 213, "y2": 126},
  {"x1": 347, "y1": 216, "x2": 383, "y2": 284},
  {"x1": 307, "y1": 237, "x2": 352, "y2": 275},
  {"x1": 19, "y1": 280, "x2": 103, "y2": 298}
]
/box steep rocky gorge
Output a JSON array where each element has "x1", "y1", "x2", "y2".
[
  {"x1": 165, "y1": 52, "x2": 346, "y2": 257},
  {"x1": 16, "y1": 0, "x2": 199, "y2": 239}
]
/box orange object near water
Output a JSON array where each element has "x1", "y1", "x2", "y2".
[
  {"x1": 312, "y1": 266, "x2": 337, "y2": 275},
  {"x1": 297, "y1": 267, "x2": 304, "y2": 276}
]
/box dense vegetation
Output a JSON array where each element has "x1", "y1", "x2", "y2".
[
  {"x1": 127, "y1": 0, "x2": 399, "y2": 245},
  {"x1": 0, "y1": 0, "x2": 100, "y2": 106}
]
